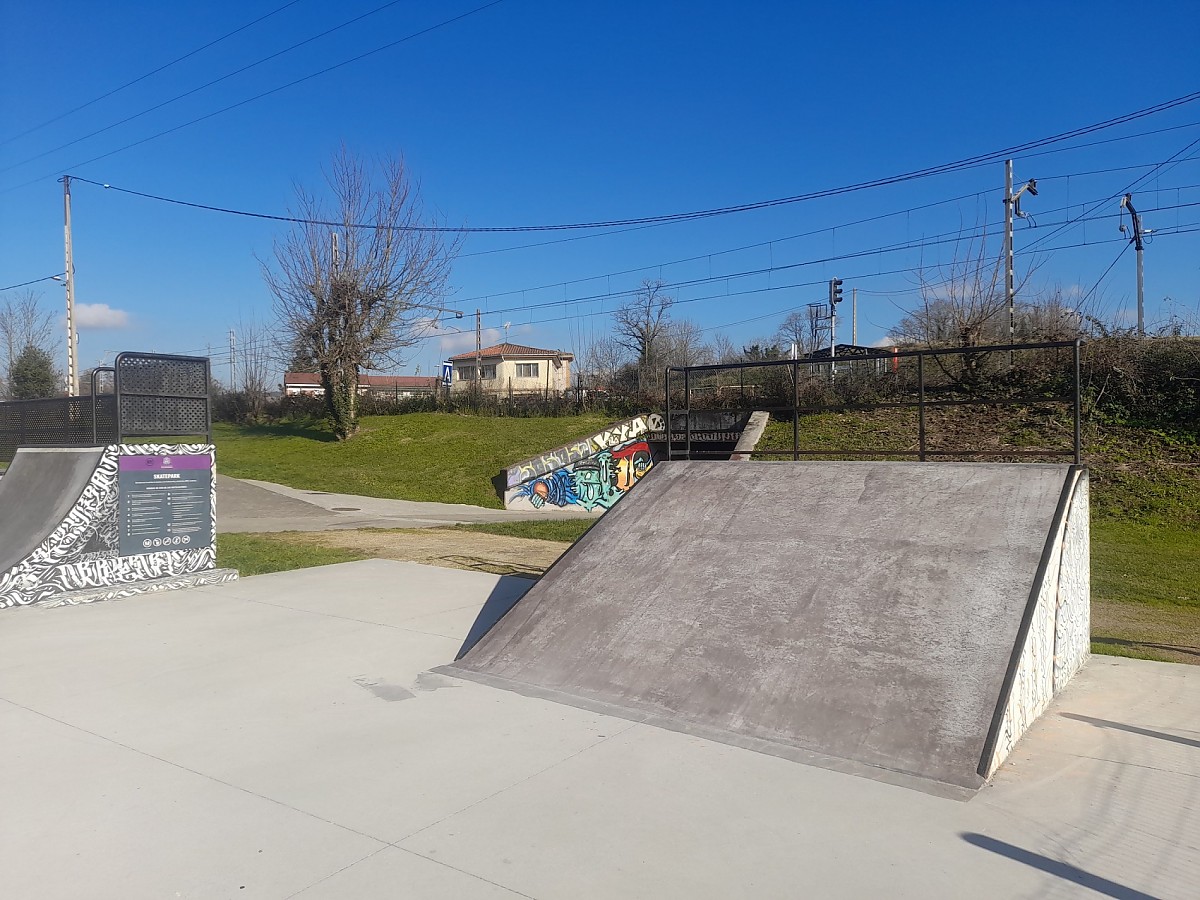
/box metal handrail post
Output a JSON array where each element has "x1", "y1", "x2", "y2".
[
  {"x1": 683, "y1": 368, "x2": 691, "y2": 461},
  {"x1": 792, "y1": 359, "x2": 800, "y2": 461},
  {"x1": 917, "y1": 352, "x2": 926, "y2": 462},
  {"x1": 664, "y1": 368, "x2": 672, "y2": 461}
]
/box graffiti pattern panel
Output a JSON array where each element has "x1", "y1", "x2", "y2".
[{"x1": 510, "y1": 441, "x2": 653, "y2": 513}]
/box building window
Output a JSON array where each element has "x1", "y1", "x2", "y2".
[
  {"x1": 458, "y1": 365, "x2": 496, "y2": 380},
  {"x1": 516, "y1": 362, "x2": 539, "y2": 378}
]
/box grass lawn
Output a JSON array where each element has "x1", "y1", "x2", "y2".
[
  {"x1": 213, "y1": 413, "x2": 612, "y2": 509},
  {"x1": 444, "y1": 520, "x2": 596, "y2": 543},
  {"x1": 213, "y1": 410, "x2": 1198, "y2": 664},
  {"x1": 217, "y1": 532, "x2": 367, "y2": 576}
]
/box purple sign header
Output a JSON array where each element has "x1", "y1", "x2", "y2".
[{"x1": 118, "y1": 454, "x2": 211, "y2": 472}]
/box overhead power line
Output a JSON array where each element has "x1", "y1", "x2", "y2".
[
  {"x1": 54, "y1": 91, "x2": 1200, "y2": 231},
  {"x1": 0, "y1": 273, "x2": 65, "y2": 292},
  {"x1": 1, "y1": 0, "x2": 411, "y2": 174},
  {"x1": 0, "y1": 0, "x2": 509, "y2": 195},
  {"x1": 0, "y1": 0, "x2": 304, "y2": 148}
]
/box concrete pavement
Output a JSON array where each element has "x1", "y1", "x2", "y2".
[
  {"x1": 1, "y1": 559, "x2": 1196, "y2": 899},
  {"x1": 217, "y1": 474, "x2": 595, "y2": 533}
]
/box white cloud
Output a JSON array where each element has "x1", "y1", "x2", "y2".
[
  {"x1": 76, "y1": 303, "x2": 129, "y2": 329},
  {"x1": 439, "y1": 327, "x2": 502, "y2": 355},
  {"x1": 870, "y1": 336, "x2": 897, "y2": 348}
]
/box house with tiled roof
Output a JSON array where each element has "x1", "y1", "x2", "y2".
[
  {"x1": 282, "y1": 372, "x2": 440, "y2": 397},
  {"x1": 446, "y1": 343, "x2": 573, "y2": 395}
]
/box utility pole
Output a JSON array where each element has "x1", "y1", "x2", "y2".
[
  {"x1": 61, "y1": 176, "x2": 78, "y2": 396},
  {"x1": 1120, "y1": 193, "x2": 1146, "y2": 337},
  {"x1": 852, "y1": 287, "x2": 858, "y2": 345},
  {"x1": 229, "y1": 329, "x2": 237, "y2": 390},
  {"x1": 475, "y1": 308, "x2": 482, "y2": 402},
  {"x1": 1004, "y1": 160, "x2": 1038, "y2": 363}
]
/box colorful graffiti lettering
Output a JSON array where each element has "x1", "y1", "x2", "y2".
[
  {"x1": 514, "y1": 441, "x2": 653, "y2": 512},
  {"x1": 507, "y1": 415, "x2": 656, "y2": 488}
]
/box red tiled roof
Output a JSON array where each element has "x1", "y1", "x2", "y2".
[
  {"x1": 283, "y1": 372, "x2": 439, "y2": 389},
  {"x1": 447, "y1": 343, "x2": 574, "y2": 362}
]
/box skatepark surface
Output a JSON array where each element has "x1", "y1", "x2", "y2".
[{"x1": 1, "y1": 559, "x2": 1196, "y2": 899}]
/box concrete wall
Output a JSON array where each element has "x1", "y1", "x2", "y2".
[{"x1": 985, "y1": 469, "x2": 1090, "y2": 777}]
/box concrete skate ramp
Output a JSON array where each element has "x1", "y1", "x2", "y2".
[
  {"x1": 0, "y1": 448, "x2": 104, "y2": 573},
  {"x1": 449, "y1": 461, "x2": 1085, "y2": 792}
]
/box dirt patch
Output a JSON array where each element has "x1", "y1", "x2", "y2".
[
  {"x1": 1091, "y1": 599, "x2": 1200, "y2": 665},
  {"x1": 269, "y1": 527, "x2": 569, "y2": 578}
]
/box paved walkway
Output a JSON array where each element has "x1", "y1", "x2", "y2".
[
  {"x1": 1, "y1": 560, "x2": 1196, "y2": 899},
  {"x1": 217, "y1": 474, "x2": 594, "y2": 533}
]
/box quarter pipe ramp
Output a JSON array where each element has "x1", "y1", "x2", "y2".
[{"x1": 446, "y1": 460, "x2": 1090, "y2": 794}]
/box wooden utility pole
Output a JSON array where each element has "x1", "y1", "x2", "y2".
[
  {"x1": 229, "y1": 329, "x2": 237, "y2": 390},
  {"x1": 62, "y1": 176, "x2": 78, "y2": 396}
]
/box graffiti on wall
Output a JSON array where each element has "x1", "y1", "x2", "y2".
[
  {"x1": 506, "y1": 414, "x2": 664, "y2": 489},
  {"x1": 511, "y1": 441, "x2": 654, "y2": 512}
]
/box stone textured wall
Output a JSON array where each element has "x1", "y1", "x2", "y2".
[{"x1": 986, "y1": 469, "x2": 1090, "y2": 778}]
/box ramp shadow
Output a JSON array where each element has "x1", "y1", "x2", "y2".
[
  {"x1": 1059, "y1": 713, "x2": 1200, "y2": 749},
  {"x1": 960, "y1": 833, "x2": 1158, "y2": 900},
  {"x1": 455, "y1": 574, "x2": 536, "y2": 660}
]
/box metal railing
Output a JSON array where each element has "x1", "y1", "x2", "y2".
[
  {"x1": 664, "y1": 340, "x2": 1082, "y2": 465},
  {"x1": 0, "y1": 352, "x2": 210, "y2": 464}
]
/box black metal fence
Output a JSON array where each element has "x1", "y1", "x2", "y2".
[
  {"x1": 0, "y1": 352, "x2": 210, "y2": 464},
  {"x1": 664, "y1": 340, "x2": 1082, "y2": 464}
]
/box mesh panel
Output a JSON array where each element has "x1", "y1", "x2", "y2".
[
  {"x1": 115, "y1": 353, "x2": 210, "y2": 438},
  {"x1": 116, "y1": 354, "x2": 208, "y2": 397}
]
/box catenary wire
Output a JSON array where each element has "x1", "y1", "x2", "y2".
[
  {"x1": 0, "y1": 1, "x2": 508, "y2": 195},
  {"x1": 0, "y1": 0, "x2": 304, "y2": 148},
  {"x1": 0, "y1": 0, "x2": 411, "y2": 174},
  {"x1": 49, "y1": 91, "x2": 1200, "y2": 230}
]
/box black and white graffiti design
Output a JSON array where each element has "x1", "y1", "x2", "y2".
[{"x1": 0, "y1": 443, "x2": 221, "y2": 609}]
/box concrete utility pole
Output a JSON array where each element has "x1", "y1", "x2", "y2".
[
  {"x1": 61, "y1": 176, "x2": 78, "y2": 396},
  {"x1": 1004, "y1": 160, "x2": 1038, "y2": 363},
  {"x1": 475, "y1": 308, "x2": 482, "y2": 399},
  {"x1": 1120, "y1": 193, "x2": 1146, "y2": 337},
  {"x1": 852, "y1": 287, "x2": 858, "y2": 345}
]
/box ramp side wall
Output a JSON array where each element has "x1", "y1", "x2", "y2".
[
  {"x1": 985, "y1": 469, "x2": 1090, "y2": 777},
  {"x1": 0, "y1": 443, "x2": 220, "y2": 609}
]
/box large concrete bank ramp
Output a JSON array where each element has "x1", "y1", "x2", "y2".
[
  {"x1": 0, "y1": 448, "x2": 104, "y2": 573},
  {"x1": 448, "y1": 461, "x2": 1090, "y2": 794}
]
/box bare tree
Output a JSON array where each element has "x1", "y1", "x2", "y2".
[
  {"x1": 665, "y1": 319, "x2": 713, "y2": 368},
  {"x1": 892, "y1": 229, "x2": 1043, "y2": 381},
  {"x1": 578, "y1": 335, "x2": 629, "y2": 390},
  {"x1": 613, "y1": 279, "x2": 674, "y2": 394},
  {"x1": 709, "y1": 331, "x2": 740, "y2": 363},
  {"x1": 261, "y1": 147, "x2": 459, "y2": 439},
  {"x1": 0, "y1": 290, "x2": 58, "y2": 397},
  {"x1": 776, "y1": 305, "x2": 828, "y2": 358}
]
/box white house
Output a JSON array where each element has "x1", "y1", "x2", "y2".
[{"x1": 448, "y1": 343, "x2": 573, "y2": 395}]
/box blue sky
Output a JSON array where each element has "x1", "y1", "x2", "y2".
[{"x1": 2, "y1": 1, "x2": 1199, "y2": 386}]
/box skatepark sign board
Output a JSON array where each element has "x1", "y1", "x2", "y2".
[{"x1": 118, "y1": 452, "x2": 213, "y2": 556}]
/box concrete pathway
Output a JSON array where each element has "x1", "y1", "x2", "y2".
[
  {"x1": 217, "y1": 474, "x2": 594, "y2": 533},
  {"x1": 1, "y1": 560, "x2": 1196, "y2": 899}
]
